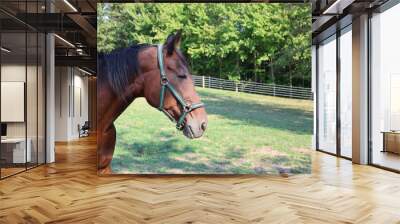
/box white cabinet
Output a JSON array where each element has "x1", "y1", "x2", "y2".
[{"x1": 1, "y1": 138, "x2": 32, "y2": 163}]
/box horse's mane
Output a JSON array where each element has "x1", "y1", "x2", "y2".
[{"x1": 98, "y1": 44, "x2": 151, "y2": 98}]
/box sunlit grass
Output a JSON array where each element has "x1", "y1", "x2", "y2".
[{"x1": 111, "y1": 88, "x2": 313, "y2": 174}]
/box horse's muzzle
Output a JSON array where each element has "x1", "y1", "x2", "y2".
[{"x1": 182, "y1": 121, "x2": 206, "y2": 139}]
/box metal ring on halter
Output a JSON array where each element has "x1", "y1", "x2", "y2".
[
  {"x1": 161, "y1": 77, "x2": 168, "y2": 85},
  {"x1": 184, "y1": 105, "x2": 191, "y2": 112}
]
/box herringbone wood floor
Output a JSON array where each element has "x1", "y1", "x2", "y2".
[{"x1": 1, "y1": 135, "x2": 400, "y2": 224}]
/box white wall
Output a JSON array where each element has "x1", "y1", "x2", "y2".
[
  {"x1": 55, "y1": 67, "x2": 89, "y2": 141},
  {"x1": 55, "y1": 67, "x2": 69, "y2": 141},
  {"x1": 72, "y1": 72, "x2": 89, "y2": 138}
]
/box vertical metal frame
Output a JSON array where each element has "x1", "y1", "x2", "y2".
[
  {"x1": 315, "y1": 45, "x2": 320, "y2": 150},
  {"x1": 336, "y1": 27, "x2": 341, "y2": 157},
  {"x1": 36, "y1": 0, "x2": 39, "y2": 168},
  {"x1": 44, "y1": 0, "x2": 48, "y2": 164},
  {"x1": 367, "y1": 11, "x2": 373, "y2": 165},
  {"x1": 25, "y1": 0, "x2": 28, "y2": 171}
]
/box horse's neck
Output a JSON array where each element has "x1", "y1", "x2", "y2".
[
  {"x1": 116, "y1": 76, "x2": 142, "y2": 106},
  {"x1": 98, "y1": 74, "x2": 144, "y2": 125}
]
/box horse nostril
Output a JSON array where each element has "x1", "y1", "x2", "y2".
[{"x1": 201, "y1": 122, "x2": 207, "y2": 131}]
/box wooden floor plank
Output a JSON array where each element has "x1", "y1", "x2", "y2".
[{"x1": 1, "y1": 135, "x2": 400, "y2": 223}]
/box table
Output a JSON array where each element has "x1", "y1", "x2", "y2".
[
  {"x1": 1, "y1": 138, "x2": 31, "y2": 163},
  {"x1": 382, "y1": 131, "x2": 400, "y2": 155}
]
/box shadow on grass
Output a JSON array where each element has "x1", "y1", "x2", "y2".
[
  {"x1": 112, "y1": 136, "x2": 310, "y2": 174},
  {"x1": 112, "y1": 138, "x2": 237, "y2": 173},
  {"x1": 112, "y1": 131, "x2": 274, "y2": 174},
  {"x1": 263, "y1": 155, "x2": 311, "y2": 174},
  {"x1": 199, "y1": 90, "x2": 313, "y2": 135}
]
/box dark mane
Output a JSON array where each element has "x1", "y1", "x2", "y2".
[{"x1": 98, "y1": 44, "x2": 151, "y2": 98}]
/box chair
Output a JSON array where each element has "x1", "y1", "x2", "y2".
[{"x1": 78, "y1": 121, "x2": 90, "y2": 138}]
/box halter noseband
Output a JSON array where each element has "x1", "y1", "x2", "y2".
[{"x1": 156, "y1": 44, "x2": 205, "y2": 130}]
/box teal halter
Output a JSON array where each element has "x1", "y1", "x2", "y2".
[{"x1": 156, "y1": 44, "x2": 205, "y2": 130}]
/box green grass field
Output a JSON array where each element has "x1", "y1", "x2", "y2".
[{"x1": 111, "y1": 88, "x2": 313, "y2": 175}]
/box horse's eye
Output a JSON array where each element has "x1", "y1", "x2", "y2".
[{"x1": 177, "y1": 73, "x2": 187, "y2": 79}]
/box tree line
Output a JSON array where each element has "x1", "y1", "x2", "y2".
[{"x1": 98, "y1": 3, "x2": 311, "y2": 87}]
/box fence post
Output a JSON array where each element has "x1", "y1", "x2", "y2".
[
  {"x1": 273, "y1": 85, "x2": 276, "y2": 96},
  {"x1": 290, "y1": 86, "x2": 293, "y2": 98},
  {"x1": 235, "y1": 82, "x2": 238, "y2": 92},
  {"x1": 202, "y1": 76, "x2": 205, "y2": 88}
]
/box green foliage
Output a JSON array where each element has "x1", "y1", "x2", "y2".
[{"x1": 98, "y1": 3, "x2": 312, "y2": 87}]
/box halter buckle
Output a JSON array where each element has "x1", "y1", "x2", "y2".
[
  {"x1": 176, "y1": 123, "x2": 184, "y2": 130},
  {"x1": 183, "y1": 105, "x2": 192, "y2": 113},
  {"x1": 161, "y1": 77, "x2": 168, "y2": 85}
]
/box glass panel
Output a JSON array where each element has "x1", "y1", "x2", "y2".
[
  {"x1": 340, "y1": 26, "x2": 352, "y2": 158},
  {"x1": 317, "y1": 35, "x2": 337, "y2": 154},
  {"x1": 371, "y1": 4, "x2": 400, "y2": 171},
  {"x1": 38, "y1": 32, "x2": 45, "y2": 165},
  {"x1": 1, "y1": 30, "x2": 27, "y2": 177},
  {"x1": 27, "y1": 0, "x2": 39, "y2": 169},
  {"x1": 27, "y1": 31, "x2": 38, "y2": 169}
]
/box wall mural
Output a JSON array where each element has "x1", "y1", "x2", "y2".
[{"x1": 97, "y1": 3, "x2": 312, "y2": 175}]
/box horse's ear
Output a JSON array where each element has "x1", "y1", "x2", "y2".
[{"x1": 165, "y1": 30, "x2": 182, "y2": 55}]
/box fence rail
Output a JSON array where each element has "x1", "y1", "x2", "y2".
[{"x1": 192, "y1": 75, "x2": 313, "y2": 100}]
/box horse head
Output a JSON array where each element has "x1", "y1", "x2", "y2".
[{"x1": 142, "y1": 31, "x2": 208, "y2": 139}]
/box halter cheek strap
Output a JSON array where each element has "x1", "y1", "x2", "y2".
[{"x1": 157, "y1": 44, "x2": 205, "y2": 130}]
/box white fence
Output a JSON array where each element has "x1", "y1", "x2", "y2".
[{"x1": 192, "y1": 75, "x2": 313, "y2": 100}]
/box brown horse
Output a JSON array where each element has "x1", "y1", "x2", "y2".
[{"x1": 97, "y1": 31, "x2": 208, "y2": 174}]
